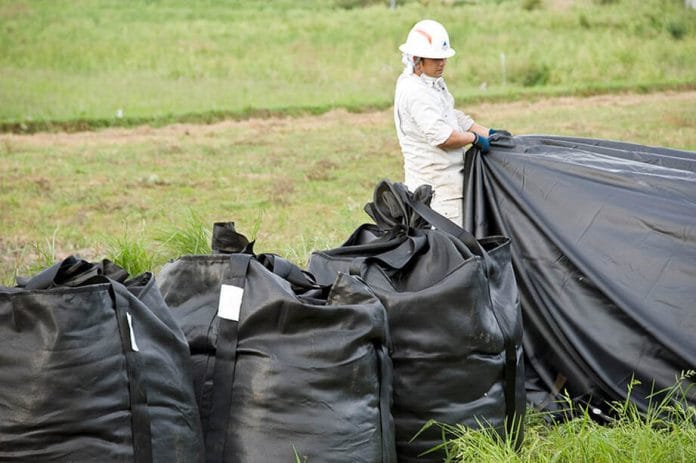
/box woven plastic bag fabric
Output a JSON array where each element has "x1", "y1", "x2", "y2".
[
  {"x1": 157, "y1": 226, "x2": 395, "y2": 463},
  {"x1": 308, "y1": 180, "x2": 525, "y2": 462},
  {"x1": 0, "y1": 257, "x2": 204, "y2": 463},
  {"x1": 462, "y1": 134, "x2": 696, "y2": 413}
]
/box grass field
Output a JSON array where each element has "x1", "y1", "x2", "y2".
[
  {"x1": 1, "y1": 1, "x2": 695, "y2": 461},
  {"x1": 426, "y1": 372, "x2": 696, "y2": 463},
  {"x1": 2, "y1": 90, "x2": 695, "y2": 283},
  {"x1": 1, "y1": 0, "x2": 695, "y2": 130}
]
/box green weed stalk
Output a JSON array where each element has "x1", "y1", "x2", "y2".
[{"x1": 430, "y1": 371, "x2": 696, "y2": 463}]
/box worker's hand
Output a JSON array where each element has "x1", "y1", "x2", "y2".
[
  {"x1": 489, "y1": 128, "x2": 512, "y2": 137},
  {"x1": 473, "y1": 133, "x2": 490, "y2": 154}
]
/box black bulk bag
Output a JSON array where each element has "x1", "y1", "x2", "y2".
[
  {"x1": 462, "y1": 134, "x2": 696, "y2": 413},
  {"x1": 308, "y1": 180, "x2": 525, "y2": 462},
  {"x1": 0, "y1": 257, "x2": 204, "y2": 462},
  {"x1": 157, "y1": 225, "x2": 395, "y2": 463}
]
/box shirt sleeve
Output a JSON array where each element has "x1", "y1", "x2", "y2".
[
  {"x1": 407, "y1": 92, "x2": 454, "y2": 147},
  {"x1": 454, "y1": 109, "x2": 475, "y2": 131}
]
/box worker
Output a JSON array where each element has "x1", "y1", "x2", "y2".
[{"x1": 394, "y1": 19, "x2": 508, "y2": 227}]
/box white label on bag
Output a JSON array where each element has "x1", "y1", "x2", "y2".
[
  {"x1": 126, "y1": 312, "x2": 139, "y2": 352},
  {"x1": 218, "y1": 284, "x2": 243, "y2": 321}
]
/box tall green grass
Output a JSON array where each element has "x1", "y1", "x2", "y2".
[
  {"x1": 156, "y1": 209, "x2": 213, "y2": 257},
  {"x1": 1, "y1": 0, "x2": 694, "y2": 130},
  {"x1": 429, "y1": 371, "x2": 696, "y2": 463},
  {"x1": 106, "y1": 233, "x2": 156, "y2": 277},
  {"x1": 102, "y1": 210, "x2": 213, "y2": 276}
]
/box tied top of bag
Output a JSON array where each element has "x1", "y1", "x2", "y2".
[
  {"x1": 364, "y1": 179, "x2": 492, "y2": 263},
  {"x1": 211, "y1": 221, "x2": 255, "y2": 255},
  {"x1": 209, "y1": 221, "x2": 329, "y2": 298},
  {"x1": 364, "y1": 181, "x2": 433, "y2": 234},
  {"x1": 15, "y1": 255, "x2": 130, "y2": 290}
]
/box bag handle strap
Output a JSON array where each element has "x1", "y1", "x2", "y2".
[
  {"x1": 258, "y1": 253, "x2": 324, "y2": 292},
  {"x1": 347, "y1": 232, "x2": 429, "y2": 277},
  {"x1": 204, "y1": 254, "x2": 251, "y2": 463},
  {"x1": 19, "y1": 257, "x2": 129, "y2": 289},
  {"x1": 487, "y1": 294, "x2": 522, "y2": 445},
  {"x1": 110, "y1": 282, "x2": 154, "y2": 463},
  {"x1": 406, "y1": 196, "x2": 486, "y2": 258},
  {"x1": 19, "y1": 256, "x2": 95, "y2": 289},
  {"x1": 376, "y1": 343, "x2": 397, "y2": 462}
]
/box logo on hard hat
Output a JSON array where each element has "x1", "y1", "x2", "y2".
[
  {"x1": 414, "y1": 28, "x2": 432, "y2": 44},
  {"x1": 442, "y1": 41, "x2": 448, "y2": 50}
]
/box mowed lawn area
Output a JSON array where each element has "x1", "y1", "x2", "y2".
[
  {"x1": 2, "y1": 91, "x2": 694, "y2": 283},
  {"x1": 1, "y1": 0, "x2": 694, "y2": 129}
]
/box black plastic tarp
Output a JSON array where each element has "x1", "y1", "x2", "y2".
[{"x1": 462, "y1": 134, "x2": 696, "y2": 412}]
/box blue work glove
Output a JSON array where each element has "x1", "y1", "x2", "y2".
[
  {"x1": 489, "y1": 128, "x2": 512, "y2": 137},
  {"x1": 473, "y1": 133, "x2": 490, "y2": 154}
]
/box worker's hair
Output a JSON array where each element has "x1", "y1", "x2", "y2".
[{"x1": 400, "y1": 53, "x2": 422, "y2": 75}]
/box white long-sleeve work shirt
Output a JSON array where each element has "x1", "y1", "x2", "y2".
[{"x1": 394, "y1": 71, "x2": 474, "y2": 224}]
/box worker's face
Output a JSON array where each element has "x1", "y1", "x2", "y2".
[{"x1": 418, "y1": 57, "x2": 446, "y2": 78}]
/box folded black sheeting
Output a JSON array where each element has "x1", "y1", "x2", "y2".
[
  {"x1": 157, "y1": 225, "x2": 395, "y2": 463},
  {"x1": 0, "y1": 257, "x2": 204, "y2": 462},
  {"x1": 462, "y1": 134, "x2": 696, "y2": 412}
]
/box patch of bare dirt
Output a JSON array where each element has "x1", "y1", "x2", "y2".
[{"x1": 1, "y1": 91, "x2": 693, "y2": 148}]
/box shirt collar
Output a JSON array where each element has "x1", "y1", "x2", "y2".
[{"x1": 418, "y1": 73, "x2": 446, "y2": 91}]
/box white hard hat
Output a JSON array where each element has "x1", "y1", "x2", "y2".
[{"x1": 399, "y1": 19, "x2": 456, "y2": 59}]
